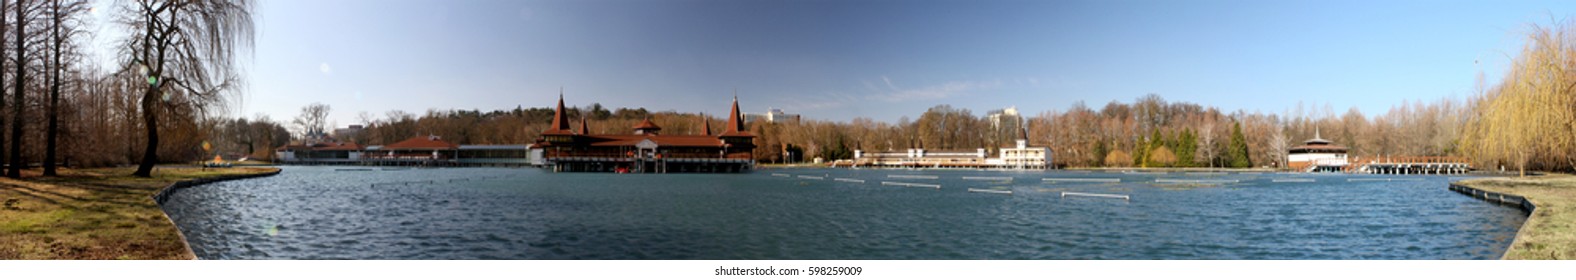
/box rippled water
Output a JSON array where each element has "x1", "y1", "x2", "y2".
[{"x1": 162, "y1": 166, "x2": 1525, "y2": 259}]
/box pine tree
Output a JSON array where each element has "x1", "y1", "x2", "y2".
[{"x1": 1227, "y1": 122, "x2": 1251, "y2": 168}]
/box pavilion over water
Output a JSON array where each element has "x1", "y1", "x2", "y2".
[{"x1": 533, "y1": 94, "x2": 756, "y2": 173}]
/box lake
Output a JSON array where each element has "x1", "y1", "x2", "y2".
[{"x1": 161, "y1": 166, "x2": 1526, "y2": 259}]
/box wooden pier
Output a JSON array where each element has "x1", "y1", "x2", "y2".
[{"x1": 1344, "y1": 156, "x2": 1470, "y2": 175}]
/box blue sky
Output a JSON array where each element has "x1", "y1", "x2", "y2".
[{"x1": 229, "y1": 0, "x2": 1574, "y2": 125}]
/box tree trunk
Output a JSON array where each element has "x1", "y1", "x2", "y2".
[
  {"x1": 44, "y1": 0, "x2": 60, "y2": 176},
  {"x1": 0, "y1": 0, "x2": 9, "y2": 177},
  {"x1": 133, "y1": 88, "x2": 158, "y2": 177},
  {"x1": 8, "y1": 0, "x2": 27, "y2": 178}
]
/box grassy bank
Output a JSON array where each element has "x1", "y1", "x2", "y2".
[
  {"x1": 0, "y1": 166, "x2": 279, "y2": 259},
  {"x1": 1456, "y1": 174, "x2": 1576, "y2": 260}
]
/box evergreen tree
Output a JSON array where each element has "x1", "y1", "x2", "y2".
[
  {"x1": 1174, "y1": 129, "x2": 1197, "y2": 167},
  {"x1": 1227, "y1": 122, "x2": 1251, "y2": 168},
  {"x1": 1092, "y1": 140, "x2": 1109, "y2": 167}
]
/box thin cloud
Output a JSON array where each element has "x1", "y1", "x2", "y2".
[{"x1": 319, "y1": 63, "x2": 333, "y2": 75}]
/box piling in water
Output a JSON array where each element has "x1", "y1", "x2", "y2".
[
  {"x1": 961, "y1": 176, "x2": 1013, "y2": 181},
  {"x1": 1065, "y1": 191, "x2": 1128, "y2": 199},
  {"x1": 880, "y1": 181, "x2": 941, "y2": 189},
  {"x1": 833, "y1": 178, "x2": 865, "y2": 183},
  {"x1": 1043, "y1": 178, "x2": 1121, "y2": 183},
  {"x1": 1155, "y1": 179, "x2": 1238, "y2": 184},
  {"x1": 1272, "y1": 179, "x2": 1316, "y2": 183},
  {"x1": 967, "y1": 188, "x2": 1013, "y2": 195}
]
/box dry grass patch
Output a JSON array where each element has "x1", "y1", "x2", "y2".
[
  {"x1": 0, "y1": 166, "x2": 278, "y2": 259},
  {"x1": 1458, "y1": 174, "x2": 1576, "y2": 260}
]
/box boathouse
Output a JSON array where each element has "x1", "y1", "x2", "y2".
[
  {"x1": 362, "y1": 135, "x2": 460, "y2": 166},
  {"x1": 274, "y1": 141, "x2": 364, "y2": 164},
  {"x1": 533, "y1": 94, "x2": 756, "y2": 173},
  {"x1": 1287, "y1": 129, "x2": 1348, "y2": 172}
]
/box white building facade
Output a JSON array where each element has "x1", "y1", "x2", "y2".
[{"x1": 743, "y1": 108, "x2": 801, "y2": 123}]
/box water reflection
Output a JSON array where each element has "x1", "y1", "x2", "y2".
[{"x1": 163, "y1": 166, "x2": 1525, "y2": 259}]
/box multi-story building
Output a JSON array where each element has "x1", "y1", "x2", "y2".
[{"x1": 743, "y1": 108, "x2": 800, "y2": 123}]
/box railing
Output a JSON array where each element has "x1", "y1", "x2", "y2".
[{"x1": 1343, "y1": 156, "x2": 1471, "y2": 173}]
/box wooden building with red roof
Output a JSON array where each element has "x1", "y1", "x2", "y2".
[
  {"x1": 367, "y1": 135, "x2": 461, "y2": 161},
  {"x1": 535, "y1": 94, "x2": 756, "y2": 173},
  {"x1": 275, "y1": 141, "x2": 365, "y2": 163}
]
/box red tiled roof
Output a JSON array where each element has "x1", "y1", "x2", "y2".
[
  {"x1": 384, "y1": 136, "x2": 458, "y2": 150},
  {"x1": 633, "y1": 118, "x2": 662, "y2": 130},
  {"x1": 720, "y1": 96, "x2": 754, "y2": 137},
  {"x1": 701, "y1": 114, "x2": 712, "y2": 136},
  {"x1": 313, "y1": 142, "x2": 364, "y2": 151},
  {"x1": 544, "y1": 92, "x2": 575, "y2": 136},
  {"x1": 581, "y1": 135, "x2": 724, "y2": 147}
]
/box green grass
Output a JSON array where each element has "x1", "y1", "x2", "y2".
[
  {"x1": 1457, "y1": 174, "x2": 1576, "y2": 260},
  {"x1": 0, "y1": 166, "x2": 278, "y2": 259}
]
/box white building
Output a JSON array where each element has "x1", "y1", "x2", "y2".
[
  {"x1": 743, "y1": 108, "x2": 801, "y2": 123},
  {"x1": 998, "y1": 127, "x2": 1051, "y2": 169},
  {"x1": 849, "y1": 127, "x2": 1051, "y2": 169},
  {"x1": 986, "y1": 106, "x2": 1021, "y2": 129},
  {"x1": 1287, "y1": 129, "x2": 1348, "y2": 172}
]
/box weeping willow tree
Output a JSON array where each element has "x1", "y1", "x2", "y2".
[
  {"x1": 115, "y1": 0, "x2": 255, "y2": 177},
  {"x1": 1462, "y1": 19, "x2": 1576, "y2": 176}
]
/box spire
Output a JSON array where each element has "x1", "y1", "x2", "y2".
[
  {"x1": 1315, "y1": 127, "x2": 1322, "y2": 140},
  {"x1": 545, "y1": 91, "x2": 572, "y2": 134},
  {"x1": 721, "y1": 94, "x2": 750, "y2": 136},
  {"x1": 701, "y1": 113, "x2": 712, "y2": 136},
  {"x1": 579, "y1": 117, "x2": 589, "y2": 135},
  {"x1": 1019, "y1": 126, "x2": 1029, "y2": 140}
]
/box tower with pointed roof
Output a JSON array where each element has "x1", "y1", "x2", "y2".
[
  {"x1": 540, "y1": 91, "x2": 577, "y2": 143},
  {"x1": 718, "y1": 95, "x2": 756, "y2": 155},
  {"x1": 700, "y1": 114, "x2": 712, "y2": 136},
  {"x1": 579, "y1": 117, "x2": 589, "y2": 135}
]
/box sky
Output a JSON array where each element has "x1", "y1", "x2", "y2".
[{"x1": 218, "y1": 0, "x2": 1576, "y2": 126}]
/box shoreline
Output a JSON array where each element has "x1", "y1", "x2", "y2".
[
  {"x1": 0, "y1": 166, "x2": 280, "y2": 259},
  {"x1": 1454, "y1": 174, "x2": 1576, "y2": 260},
  {"x1": 152, "y1": 168, "x2": 284, "y2": 259}
]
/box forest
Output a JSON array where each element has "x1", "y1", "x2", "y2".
[{"x1": 0, "y1": 0, "x2": 264, "y2": 177}]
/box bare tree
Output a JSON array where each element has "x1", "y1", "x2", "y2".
[
  {"x1": 117, "y1": 0, "x2": 256, "y2": 177},
  {"x1": 8, "y1": 0, "x2": 39, "y2": 178},
  {"x1": 293, "y1": 102, "x2": 330, "y2": 140},
  {"x1": 1266, "y1": 122, "x2": 1289, "y2": 169},
  {"x1": 42, "y1": 0, "x2": 88, "y2": 176},
  {"x1": 1196, "y1": 121, "x2": 1217, "y2": 168}
]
